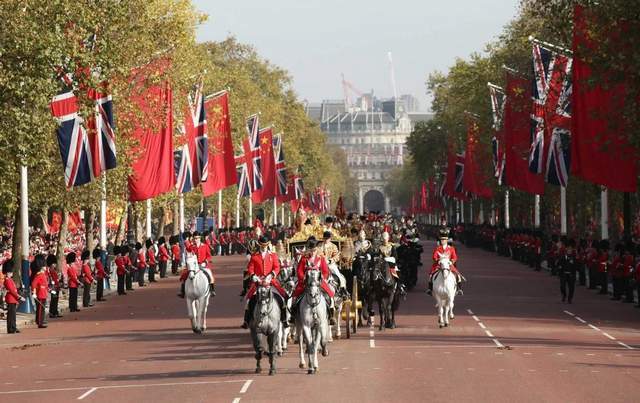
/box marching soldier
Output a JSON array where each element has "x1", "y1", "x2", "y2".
[
  {"x1": 597, "y1": 240, "x2": 610, "y2": 295},
  {"x1": 93, "y1": 247, "x2": 107, "y2": 302},
  {"x1": 558, "y1": 239, "x2": 578, "y2": 303},
  {"x1": 80, "y1": 250, "x2": 95, "y2": 308},
  {"x1": 3, "y1": 260, "x2": 25, "y2": 333},
  {"x1": 621, "y1": 244, "x2": 635, "y2": 303}
]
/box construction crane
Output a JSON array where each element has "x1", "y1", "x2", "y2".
[{"x1": 341, "y1": 73, "x2": 367, "y2": 111}]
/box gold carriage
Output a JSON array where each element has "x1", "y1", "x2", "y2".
[{"x1": 286, "y1": 220, "x2": 362, "y2": 339}]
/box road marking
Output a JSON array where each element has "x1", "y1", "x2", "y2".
[
  {"x1": 239, "y1": 380, "x2": 252, "y2": 394},
  {"x1": 63, "y1": 362, "x2": 72, "y2": 366},
  {"x1": 478, "y1": 322, "x2": 486, "y2": 329},
  {"x1": 232, "y1": 399, "x2": 241, "y2": 403},
  {"x1": 563, "y1": 311, "x2": 634, "y2": 350},
  {"x1": 369, "y1": 330, "x2": 374, "y2": 338},
  {"x1": 369, "y1": 339, "x2": 376, "y2": 348},
  {"x1": 467, "y1": 309, "x2": 474, "y2": 315},
  {"x1": 468, "y1": 309, "x2": 505, "y2": 349},
  {"x1": 492, "y1": 339, "x2": 504, "y2": 348},
  {"x1": 77, "y1": 387, "x2": 97, "y2": 400},
  {"x1": 485, "y1": 330, "x2": 494, "y2": 338},
  {"x1": 369, "y1": 324, "x2": 375, "y2": 348},
  {"x1": 0, "y1": 380, "x2": 249, "y2": 396}
]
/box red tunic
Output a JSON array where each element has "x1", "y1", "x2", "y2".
[
  {"x1": 171, "y1": 244, "x2": 181, "y2": 259},
  {"x1": 430, "y1": 245, "x2": 459, "y2": 275},
  {"x1": 95, "y1": 260, "x2": 107, "y2": 279},
  {"x1": 597, "y1": 252, "x2": 609, "y2": 273},
  {"x1": 147, "y1": 248, "x2": 156, "y2": 265},
  {"x1": 245, "y1": 252, "x2": 285, "y2": 299},
  {"x1": 3, "y1": 277, "x2": 21, "y2": 304},
  {"x1": 292, "y1": 255, "x2": 334, "y2": 299},
  {"x1": 158, "y1": 245, "x2": 170, "y2": 262},
  {"x1": 115, "y1": 256, "x2": 131, "y2": 276},
  {"x1": 622, "y1": 255, "x2": 634, "y2": 278},
  {"x1": 81, "y1": 263, "x2": 94, "y2": 285},
  {"x1": 137, "y1": 251, "x2": 146, "y2": 270},
  {"x1": 49, "y1": 269, "x2": 60, "y2": 289},
  {"x1": 195, "y1": 244, "x2": 212, "y2": 266},
  {"x1": 67, "y1": 264, "x2": 80, "y2": 288},
  {"x1": 31, "y1": 272, "x2": 49, "y2": 299}
]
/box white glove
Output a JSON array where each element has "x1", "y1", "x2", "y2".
[{"x1": 252, "y1": 275, "x2": 259, "y2": 282}]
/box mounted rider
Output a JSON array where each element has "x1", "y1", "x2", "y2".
[
  {"x1": 427, "y1": 228, "x2": 463, "y2": 296},
  {"x1": 291, "y1": 237, "x2": 336, "y2": 325},
  {"x1": 177, "y1": 232, "x2": 215, "y2": 298},
  {"x1": 240, "y1": 236, "x2": 288, "y2": 329}
]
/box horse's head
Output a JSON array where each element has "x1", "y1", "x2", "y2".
[
  {"x1": 438, "y1": 254, "x2": 452, "y2": 272},
  {"x1": 185, "y1": 254, "x2": 198, "y2": 279},
  {"x1": 304, "y1": 267, "x2": 321, "y2": 297}
]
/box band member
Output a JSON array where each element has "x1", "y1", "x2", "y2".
[
  {"x1": 81, "y1": 250, "x2": 95, "y2": 308},
  {"x1": 93, "y1": 247, "x2": 107, "y2": 302},
  {"x1": 46, "y1": 254, "x2": 62, "y2": 318},
  {"x1": 30, "y1": 255, "x2": 48, "y2": 328},
  {"x1": 3, "y1": 260, "x2": 25, "y2": 333},
  {"x1": 427, "y1": 228, "x2": 462, "y2": 296}
]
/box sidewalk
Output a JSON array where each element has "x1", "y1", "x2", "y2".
[{"x1": 0, "y1": 269, "x2": 179, "y2": 334}]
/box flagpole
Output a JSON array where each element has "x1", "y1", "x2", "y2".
[
  {"x1": 217, "y1": 190, "x2": 223, "y2": 229},
  {"x1": 534, "y1": 195, "x2": 541, "y2": 228},
  {"x1": 601, "y1": 187, "x2": 609, "y2": 239},
  {"x1": 468, "y1": 200, "x2": 473, "y2": 224},
  {"x1": 479, "y1": 202, "x2": 484, "y2": 224},
  {"x1": 249, "y1": 198, "x2": 253, "y2": 226},
  {"x1": 235, "y1": 193, "x2": 240, "y2": 228},
  {"x1": 273, "y1": 198, "x2": 277, "y2": 225},
  {"x1": 146, "y1": 199, "x2": 152, "y2": 239},
  {"x1": 560, "y1": 187, "x2": 567, "y2": 235},
  {"x1": 18, "y1": 164, "x2": 33, "y2": 313},
  {"x1": 281, "y1": 203, "x2": 285, "y2": 226},
  {"x1": 460, "y1": 200, "x2": 464, "y2": 224},
  {"x1": 179, "y1": 194, "x2": 185, "y2": 233},
  {"x1": 504, "y1": 190, "x2": 510, "y2": 229},
  {"x1": 100, "y1": 176, "x2": 107, "y2": 249}
]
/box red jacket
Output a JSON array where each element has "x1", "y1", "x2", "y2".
[
  {"x1": 622, "y1": 255, "x2": 634, "y2": 278},
  {"x1": 195, "y1": 243, "x2": 211, "y2": 265},
  {"x1": 292, "y1": 255, "x2": 334, "y2": 299},
  {"x1": 81, "y1": 263, "x2": 94, "y2": 285},
  {"x1": 49, "y1": 268, "x2": 60, "y2": 289},
  {"x1": 171, "y1": 244, "x2": 181, "y2": 259},
  {"x1": 31, "y1": 272, "x2": 49, "y2": 299},
  {"x1": 115, "y1": 255, "x2": 131, "y2": 276},
  {"x1": 95, "y1": 260, "x2": 107, "y2": 279},
  {"x1": 245, "y1": 252, "x2": 285, "y2": 299},
  {"x1": 431, "y1": 244, "x2": 459, "y2": 275},
  {"x1": 3, "y1": 277, "x2": 21, "y2": 304},
  {"x1": 597, "y1": 252, "x2": 609, "y2": 273},
  {"x1": 67, "y1": 264, "x2": 80, "y2": 288},
  {"x1": 137, "y1": 251, "x2": 146, "y2": 270},
  {"x1": 147, "y1": 248, "x2": 157, "y2": 265},
  {"x1": 158, "y1": 245, "x2": 170, "y2": 262}
]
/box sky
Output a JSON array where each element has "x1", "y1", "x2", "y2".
[{"x1": 194, "y1": 0, "x2": 521, "y2": 111}]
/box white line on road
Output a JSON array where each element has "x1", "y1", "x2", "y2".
[
  {"x1": 588, "y1": 324, "x2": 601, "y2": 331},
  {"x1": 563, "y1": 311, "x2": 634, "y2": 350},
  {"x1": 232, "y1": 398, "x2": 241, "y2": 403},
  {"x1": 602, "y1": 332, "x2": 616, "y2": 341},
  {"x1": 468, "y1": 309, "x2": 504, "y2": 349},
  {"x1": 575, "y1": 317, "x2": 587, "y2": 324},
  {"x1": 618, "y1": 341, "x2": 633, "y2": 350},
  {"x1": 563, "y1": 310, "x2": 574, "y2": 316},
  {"x1": 370, "y1": 339, "x2": 376, "y2": 348},
  {"x1": 492, "y1": 339, "x2": 504, "y2": 348},
  {"x1": 485, "y1": 330, "x2": 495, "y2": 338},
  {"x1": 239, "y1": 380, "x2": 253, "y2": 394},
  {"x1": 472, "y1": 316, "x2": 480, "y2": 322},
  {"x1": 478, "y1": 322, "x2": 486, "y2": 329},
  {"x1": 466, "y1": 309, "x2": 474, "y2": 315},
  {"x1": 77, "y1": 387, "x2": 97, "y2": 400}
]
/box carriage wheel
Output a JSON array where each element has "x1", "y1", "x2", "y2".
[
  {"x1": 351, "y1": 277, "x2": 359, "y2": 334},
  {"x1": 345, "y1": 300, "x2": 352, "y2": 339}
]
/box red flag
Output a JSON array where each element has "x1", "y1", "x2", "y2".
[
  {"x1": 504, "y1": 73, "x2": 545, "y2": 195},
  {"x1": 571, "y1": 5, "x2": 638, "y2": 192},
  {"x1": 127, "y1": 59, "x2": 175, "y2": 202},
  {"x1": 68, "y1": 211, "x2": 82, "y2": 232},
  {"x1": 420, "y1": 182, "x2": 427, "y2": 212},
  {"x1": 462, "y1": 119, "x2": 493, "y2": 199},
  {"x1": 251, "y1": 127, "x2": 276, "y2": 203},
  {"x1": 202, "y1": 91, "x2": 237, "y2": 195},
  {"x1": 49, "y1": 212, "x2": 62, "y2": 234}
]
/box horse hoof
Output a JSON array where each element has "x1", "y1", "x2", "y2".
[
  {"x1": 439, "y1": 324, "x2": 444, "y2": 328},
  {"x1": 444, "y1": 323, "x2": 449, "y2": 327},
  {"x1": 277, "y1": 352, "x2": 283, "y2": 357},
  {"x1": 255, "y1": 367, "x2": 262, "y2": 374},
  {"x1": 322, "y1": 348, "x2": 329, "y2": 357},
  {"x1": 269, "y1": 369, "x2": 276, "y2": 376},
  {"x1": 307, "y1": 369, "x2": 314, "y2": 375},
  {"x1": 299, "y1": 363, "x2": 305, "y2": 369}
]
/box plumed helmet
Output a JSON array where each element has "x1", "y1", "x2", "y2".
[
  {"x1": 439, "y1": 227, "x2": 450, "y2": 239},
  {"x1": 92, "y1": 248, "x2": 102, "y2": 259},
  {"x1": 81, "y1": 250, "x2": 91, "y2": 261},
  {"x1": 66, "y1": 252, "x2": 77, "y2": 264}
]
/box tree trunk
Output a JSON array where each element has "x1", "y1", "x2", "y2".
[
  {"x1": 157, "y1": 205, "x2": 166, "y2": 239},
  {"x1": 172, "y1": 199, "x2": 179, "y2": 235},
  {"x1": 115, "y1": 204, "x2": 128, "y2": 245},
  {"x1": 85, "y1": 207, "x2": 96, "y2": 252},
  {"x1": 56, "y1": 207, "x2": 69, "y2": 274},
  {"x1": 11, "y1": 202, "x2": 22, "y2": 286}
]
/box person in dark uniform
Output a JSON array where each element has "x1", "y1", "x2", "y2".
[
  {"x1": 558, "y1": 239, "x2": 578, "y2": 304},
  {"x1": 66, "y1": 252, "x2": 80, "y2": 312},
  {"x1": 597, "y1": 240, "x2": 610, "y2": 295},
  {"x1": 46, "y1": 254, "x2": 62, "y2": 318},
  {"x1": 3, "y1": 260, "x2": 25, "y2": 333},
  {"x1": 93, "y1": 247, "x2": 107, "y2": 302},
  {"x1": 80, "y1": 250, "x2": 95, "y2": 308}
]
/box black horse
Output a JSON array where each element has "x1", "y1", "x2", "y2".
[
  {"x1": 353, "y1": 249, "x2": 375, "y2": 326},
  {"x1": 371, "y1": 255, "x2": 399, "y2": 330}
]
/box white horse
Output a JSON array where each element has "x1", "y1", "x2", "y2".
[
  {"x1": 432, "y1": 255, "x2": 457, "y2": 328},
  {"x1": 184, "y1": 254, "x2": 210, "y2": 334},
  {"x1": 298, "y1": 268, "x2": 329, "y2": 374}
]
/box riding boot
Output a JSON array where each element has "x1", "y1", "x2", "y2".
[
  {"x1": 329, "y1": 306, "x2": 336, "y2": 325},
  {"x1": 209, "y1": 283, "x2": 216, "y2": 297},
  {"x1": 456, "y1": 281, "x2": 464, "y2": 296},
  {"x1": 289, "y1": 301, "x2": 298, "y2": 325},
  {"x1": 177, "y1": 282, "x2": 185, "y2": 298},
  {"x1": 427, "y1": 281, "x2": 433, "y2": 295},
  {"x1": 281, "y1": 305, "x2": 289, "y2": 328},
  {"x1": 241, "y1": 308, "x2": 250, "y2": 329}
]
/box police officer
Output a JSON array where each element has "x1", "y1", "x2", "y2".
[{"x1": 558, "y1": 239, "x2": 578, "y2": 304}]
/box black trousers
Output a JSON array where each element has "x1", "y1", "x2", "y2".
[
  {"x1": 117, "y1": 274, "x2": 125, "y2": 294},
  {"x1": 69, "y1": 287, "x2": 78, "y2": 311},
  {"x1": 35, "y1": 298, "x2": 46, "y2": 326},
  {"x1": 50, "y1": 291, "x2": 59, "y2": 316},
  {"x1": 96, "y1": 278, "x2": 104, "y2": 300},
  {"x1": 148, "y1": 264, "x2": 156, "y2": 282},
  {"x1": 612, "y1": 277, "x2": 622, "y2": 299},
  {"x1": 578, "y1": 264, "x2": 586, "y2": 286},
  {"x1": 82, "y1": 283, "x2": 92, "y2": 307},
  {"x1": 138, "y1": 269, "x2": 145, "y2": 286},
  {"x1": 560, "y1": 274, "x2": 576, "y2": 302},
  {"x1": 125, "y1": 271, "x2": 133, "y2": 290},
  {"x1": 171, "y1": 259, "x2": 179, "y2": 275},
  {"x1": 6, "y1": 303, "x2": 17, "y2": 333},
  {"x1": 598, "y1": 272, "x2": 608, "y2": 294},
  {"x1": 588, "y1": 266, "x2": 597, "y2": 289},
  {"x1": 159, "y1": 261, "x2": 167, "y2": 278},
  {"x1": 623, "y1": 278, "x2": 634, "y2": 302}
]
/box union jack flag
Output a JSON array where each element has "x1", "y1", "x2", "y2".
[
  {"x1": 88, "y1": 86, "x2": 117, "y2": 177},
  {"x1": 455, "y1": 152, "x2": 465, "y2": 194},
  {"x1": 244, "y1": 114, "x2": 262, "y2": 192},
  {"x1": 50, "y1": 90, "x2": 95, "y2": 188},
  {"x1": 294, "y1": 176, "x2": 304, "y2": 200},
  {"x1": 174, "y1": 144, "x2": 193, "y2": 194},
  {"x1": 273, "y1": 133, "x2": 287, "y2": 197},
  {"x1": 236, "y1": 161, "x2": 251, "y2": 198},
  {"x1": 530, "y1": 43, "x2": 572, "y2": 187},
  {"x1": 189, "y1": 81, "x2": 208, "y2": 184},
  {"x1": 489, "y1": 83, "x2": 506, "y2": 184}
]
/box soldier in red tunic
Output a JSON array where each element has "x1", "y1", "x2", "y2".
[
  {"x1": 30, "y1": 255, "x2": 48, "y2": 328},
  {"x1": 157, "y1": 237, "x2": 170, "y2": 278},
  {"x1": 66, "y1": 252, "x2": 80, "y2": 312},
  {"x1": 93, "y1": 248, "x2": 107, "y2": 302},
  {"x1": 114, "y1": 245, "x2": 130, "y2": 295},
  {"x1": 178, "y1": 232, "x2": 215, "y2": 297},
  {"x1": 135, "y1": 242, "x2": 146, "y2": 287},
  {"x1": 80, "y1": 250, "x2": 95, "y2": 308},
  {"x1": 3, "y1": 260, "x2": 25, "y2": 333},
  {"x1": 240, "y1": 236, "x2": 287, "y2": 329},
  {"x1": 46, "y1": 253, "x2": 62, "y2": 318},
  {"x1": 427, "y1": 228, "x2": 463, "y2": 296}
]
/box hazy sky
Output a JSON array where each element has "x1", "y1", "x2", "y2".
[{"x1": 194, "y1": 0, "x2": 520, "y2": 111}]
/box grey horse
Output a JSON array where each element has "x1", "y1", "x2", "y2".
[
  {"x1": 297, "y1": 268, "x2": 329, "y2": 374},
  {"x1": 250, "y1": 281, "x2": 281, "y2": 376},
  {"x1": 184, "y1": 254, "x2": 210, "y2": 334}
]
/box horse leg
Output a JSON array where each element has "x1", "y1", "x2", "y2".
[
  {"x1": 268, "y1": 332, "x2": 277, "y2": 375},
  {"x1": 438, "y1": 303, "x2": 444, "y2": 328},
  {"x1": 378, "y1": 298, "x2": 384, "y2": 331},
  {"x1": 201, "y1": 296, "x2": 209, "y2": 331},
  {"x1": 304, "y1": 327, "x2": 315, "y2": 374},
  {"x1": 298, "y1": 323, "x2": 306, "y2": 369},
  {"x1": 384, "y1": 297, "x2": 393, "y2": 329},
  {"x1": 335, "y1": 303, "x2": 342, "y2": 339},
  {"x1": 250, "y1": 329, "x2": 262, "y2": 374},
  {"x1": 449, "y1": 298, "x2": 455, "y2": 320},
  {"x1": 187, "y1": 299, "x2": 197, "y2": 332},
  {"x1": 196, "y1": 297, "x2": 206, "y2": 333},
  {"x1": 276, "y1": 323, "x2": 283, "y2": 357},
  {"x1": 312, "y1": 329, "x2": 321, "y2": 373}
]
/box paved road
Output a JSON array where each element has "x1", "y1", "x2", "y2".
[{"x1": 1, "y1": 241, "x2": 639, "y2": 403}]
